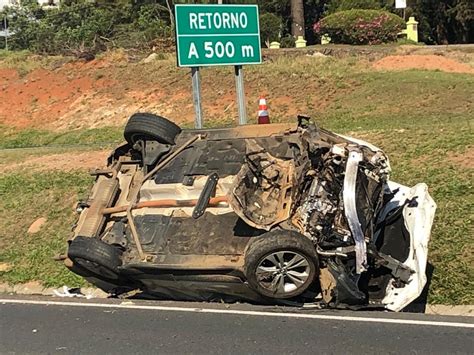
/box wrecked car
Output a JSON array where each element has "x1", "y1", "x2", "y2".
[{"x1": 65, "y1": 113, "x2": 436, "y2": 311}]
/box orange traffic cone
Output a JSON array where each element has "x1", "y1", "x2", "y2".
[{"x1": 257, "y1": 97, "x2": 270, "y2": 124}]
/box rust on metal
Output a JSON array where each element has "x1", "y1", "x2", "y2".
[{"x1": 102, "y1": 196, "x2": 229, "y2": 215}]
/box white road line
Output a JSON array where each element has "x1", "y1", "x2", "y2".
[{"x1": 1, "y1": 298, "x2": 473, "y2": 329}]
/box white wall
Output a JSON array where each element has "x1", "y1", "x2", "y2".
[
  {"x1": 38, "y1": 0, "x2": 60, "y2": 5},
  {"x1": 0, "y1": 0, "x2": 19, "y2": 11},
  {"x1": 1, "y1": 0, "x2": 59, "y2": 11}
]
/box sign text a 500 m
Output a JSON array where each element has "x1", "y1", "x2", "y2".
[{"x1": 175, "y1": 5, "x2": 261, "y2": 67}]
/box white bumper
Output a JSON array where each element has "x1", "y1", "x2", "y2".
[{"x1": 381, "y1": 182, "x2": 437, "y2": 311}]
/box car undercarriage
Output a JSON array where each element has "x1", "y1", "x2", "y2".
[{"x1": 65, "y1": 114, "x2": 436, "y2": 311}]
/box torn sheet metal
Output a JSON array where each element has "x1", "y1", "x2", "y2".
[
  {"x1": 229, "y1": 139, "x2": 297, "y2": 230},
  {"x1": 343, "y1": 150, "x2": 367, "y2": 274}
]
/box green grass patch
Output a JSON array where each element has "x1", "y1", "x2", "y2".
[
  {"x1": 0, "y1": 50, "x2": 72, "y2": 76},
  {"x1": 318, "y1": 70, "x2": 474, "y2": 132},
  {"x1": 0, "y1": 126, "x2": 124, "y2": 149},
  {"x1": 0, "y1": 171, "x2": 93, "y2": 286}
]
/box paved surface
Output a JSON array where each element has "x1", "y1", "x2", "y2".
[{"x1": 1, "y1": 296, "x2": 473, "y2": 354}]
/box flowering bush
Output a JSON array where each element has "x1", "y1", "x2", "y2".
[{"x1": 313, "y1": 10, "x2": 405, "y2": 45}]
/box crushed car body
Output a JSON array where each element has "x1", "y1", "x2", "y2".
[{"x1": 65, "y1": 113, "x2": 436, "y2": 311}]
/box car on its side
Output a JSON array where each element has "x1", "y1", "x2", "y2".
[{"x1": 65, "y1": 113, "x2": 436, "y2": 311}]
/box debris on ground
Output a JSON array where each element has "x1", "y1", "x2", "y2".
[
  {"x1": 307, "y1": 52, "x2": 328, "y2": 58},
  {"x1": 53, "y1": 286, "x2": 91, "y2": 299},
  {"x1": 27, "y1": 217, "x2": 47, "y2": 234},
  {"x1": 143, "y1": 53, "x2": 159, "y2": 63}
]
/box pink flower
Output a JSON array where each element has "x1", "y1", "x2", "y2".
[{"x1": 313, "y1": 21, "x2": 321, "y2": 33}]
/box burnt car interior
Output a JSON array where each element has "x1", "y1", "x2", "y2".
[{"x1": 65, "y1": 113, "x2": 435, "y2": 311}]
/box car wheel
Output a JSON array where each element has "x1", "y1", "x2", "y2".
[
  {"x1": 67, "y1": 236, "x2": 122, "y2": 280},
  {"x1": 244, "y1": 230, "x2": 319, "y2": 299},
  {"x1": 124, "y1": 113, "x2": 181, "y2": 145}
]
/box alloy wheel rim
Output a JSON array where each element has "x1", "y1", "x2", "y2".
[{"x1": 256, "y1": 251, "x2": 311, "y2": 295}]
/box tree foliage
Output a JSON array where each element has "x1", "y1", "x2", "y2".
[
  {"x1": 407, "y1": 0, "x2": 473, "y2": 44},
  {"x1": 0, "y1": 0, "x2": 471, "y2": 55},
  {"x1": 260, "y1": 12, "x2": 282, "y2": 45},
  {"x1": 1, "y1": 1, "x2": 172, "y2": 55},
  {"x1": 327, "y1": 0, "x2": 380, "y2": 13}
]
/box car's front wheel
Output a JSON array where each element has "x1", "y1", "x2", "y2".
[{"x1": 244, "y1": 230, "x2": 319, "y2": 299}]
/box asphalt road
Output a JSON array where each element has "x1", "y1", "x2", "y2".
[{"x1": 1, "y1": 296, "x2": 473, "y2": 354}]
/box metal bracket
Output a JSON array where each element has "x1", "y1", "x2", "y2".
[
  {"x1": 373, "y1": 250, "x2": 413, "y2": 283},
  {"x1": 143, "y1": 141, "x2": 171, "y2": 167},
  {"x1": 192, "y1": 173, "x2": 219, "y2": 219}
]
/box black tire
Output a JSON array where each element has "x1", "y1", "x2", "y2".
[
  {"x1": 124, "y1": 113, "x2": 181, "y2": 145},
  {"x1": 68, "y1": 236, "x2": 122, "y2": 280},
  {"x1": 67, "y1": 263, "x2": 121, "y2": 293},
  {"x1": 244, "y1": 230, "x2": 319, "y2": 299}
]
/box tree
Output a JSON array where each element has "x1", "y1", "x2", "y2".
[
  {"x1": 449, "y1": 0, "x2": 473, "y2": 43},
  {"x1": 327, "y1": 0, "x2": 380, "y2": 13},
  {"x1": 291, "y1": 0, "x2": 305, "y2": 37},
  {"x1": 406, "y1": 0, "x2": 473, "y2": 44}
]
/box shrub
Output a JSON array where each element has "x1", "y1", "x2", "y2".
[
  {"x1": 259, "y1": 12, "x2": 282, "y2": 46},
  {"x1": 280, "y1": 36, "x2": 296, "y2": 48},
  {"x1": 314, "y1": 9, "x2": 405, "y2": 45},
  {"x1": 135, "y1": 4, "x2": 171, "y2": 42}
]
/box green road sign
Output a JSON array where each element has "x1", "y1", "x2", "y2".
[{"x1": 175, "y1": 5, "x2": 261, "y2": 67}]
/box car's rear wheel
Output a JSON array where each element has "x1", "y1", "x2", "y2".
[
  {"x1": 244, "y1": 230, "x2": 318, "y2": 299},
  {"x1": 67, "y1": 236, "x2": 122, "y2": 280},
  {"x1": 124, "y1": 113, "x2": 181, "y2": 145}
]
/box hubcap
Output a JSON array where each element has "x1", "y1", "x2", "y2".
[{"x1": 256, "y1": 251, "x2": 311, "y2": 295}]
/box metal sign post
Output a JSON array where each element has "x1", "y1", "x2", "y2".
[
  {"x1": 3, "y1": 16, "x2": 7, "y2": 51},
  {"x1": 175, "y1": 5, "x2": 261, "y2": 127},
  {"x1": 395, "y1": 0, "x2": 407, "y2": 20},
  {"x1": 234, "y1": 65, "x2": 247, "y2": 124},
  {"x1": 191, "y1": 67, "x2": 203, "y2": 129}
]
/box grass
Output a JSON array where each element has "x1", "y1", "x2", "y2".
[
  {"x1": 0, "y1": 49, "x2": 71, "y2": 76},
  {"x1": 0, "y1": 50, "x2": 472, "y2": 304},
  {"x1": 0, "y1": 171, "x2": 92, "y2": 287},
  {"x1": 0, "y1": 126, "x2": 124, "y2": 149}
]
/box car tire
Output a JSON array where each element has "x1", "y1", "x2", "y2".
[
  {"x1": 124, "y1": 113, "x2": 181, "y2": 145},
  {"x1": 244, "y1": 230, "x2": 319, "y2": 299},
  {"x1": 68, "y1": 236, "x2": 122, "y2": 280}
]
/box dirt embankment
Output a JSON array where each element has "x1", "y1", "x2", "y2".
[
  {"x1": 0, "y1": 48, "x2": 472, "y2": 132},
  {"x1": 1, "y1": 52, "x2": 339, "y2": 131},
  {"x1": 373, "y1": 54, "x2": 474, "y2": 74},
  {"x1": 0, "y1": 56, "x2": 191, "y2": 131}
]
